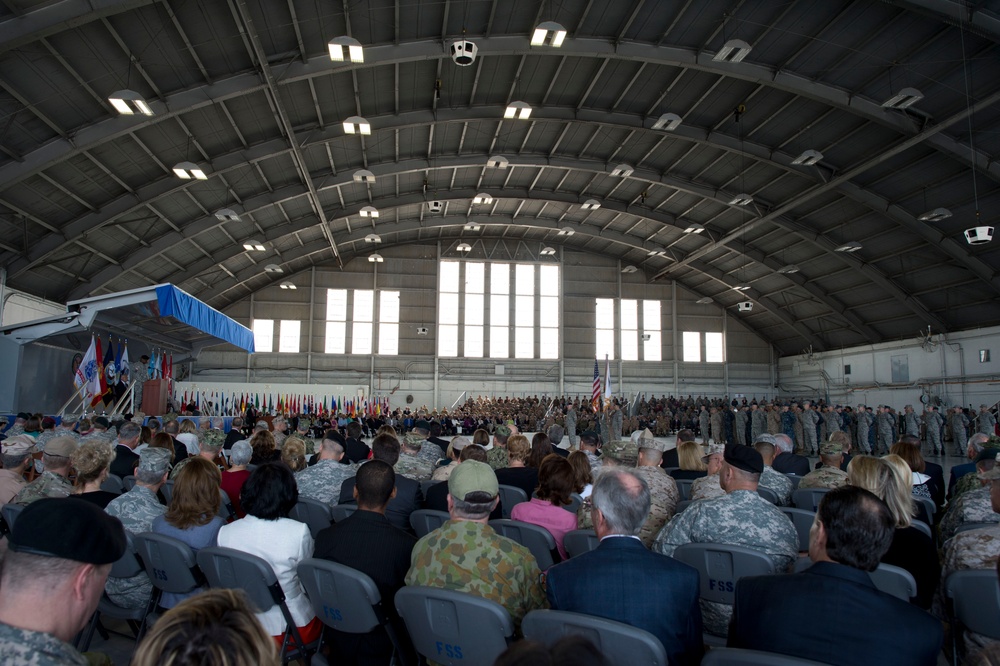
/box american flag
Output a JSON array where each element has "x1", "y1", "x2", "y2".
[{"x1": 592, "y1": 358, "x2": 601, "y2": 409}]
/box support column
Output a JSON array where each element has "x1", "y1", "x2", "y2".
[{"x1": 672, "y1": 281, "x2": 679, "y2": 395}]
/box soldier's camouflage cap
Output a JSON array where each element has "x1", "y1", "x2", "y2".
[
  {"x1": 604, "y1": 439, "x2": 639, "y2": 466},
  {"x1": 819, "y1": 440, "x2": 843, "y2": 455},
  {"x1": 449, "y1": 460, "x2": 498, "y2": 500}
]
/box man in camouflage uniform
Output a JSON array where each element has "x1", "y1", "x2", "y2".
[
  {"x1": 653, "y1": 445, "x2": 797, "y2": 637},
  {"x1": 978, "y1": 404, "x2": 998, "y2": 437},
  {"x1": 272, "y1": 416, "x2": 288, "y2": 450},
  {"x1": 856, "y1": 404, "x2": 873, "y2": 454},
  {"x1": 169, "y1": 429, "x2": 225, "y2": 480},
  {"x1": 798, "y1": 440, "x2": 849, "y2": 489},
  {"x1": 578, "y1": 430, "x2": 603, "y2": 474},
  {"x1": 766, "y1": 404, "x2": 781, "y2": 436},
  {"x1": 486, "y1": 424, "x2": 512, "y2": 470},
  {"x1": 295, "y1": 436, "x2": 358, "y2": 505},
  {"x1": 938, "y1": 452, "x2": 1000, "y2": 543},
  {"x1": 751, "y1": 404, "x2": 767, "y2": 442},
  {"x1": 753, "y1": 435, "x2": 794, "y2": 506},
  {"x1": 624, "y1": 432, "x2": 680, "y2": 547},
  {"x1": 0, "y1": 436, "x2": 34, "y2": 505},
  {"x1": 35, "y1": 414, "x2": 80, "y2": 451},
  {"x1": 610, "y1": 402, "x2": 624, "y2": 443},
  {"x1": 4, "y1": 414, "x2": 28, "y2": 439},
  {"x1": 564, "y1": 404, "x2": 578, "y2": 448},
  {"x1": 13, "y1": 437, "x2": 75, "y2": 505},
  {"x1": 409, "y1": 420, "x2": 446, "y2": 467},
  {"x1": 690, "y1": 443, "x2": 726, "y2": 501},
  {"x1": 405, "y1": 460, "x2": 547, "y2": 630},
  {"x1": 709, "y1": 407, "x2": 723, "y2": 445},
  {"x1": 394, "y1": 433, "x2": 434, "y2": 481},
  {"x1": 800, "y1": 402, "x2": 819, "y2": 455},
  {"x1": 104, "y1": 448, "x2": 171, "y2": 609},
  {"x1": 924, "y1": 405, "x2": 944, "y2": 455},
  {"x1": 735, "y1": 406, "x2": 749, "y2": 446},
  {"x1": 876, "y1": 405, "x2": 896, "y2": 454},
  {"x1": 951, "y1": 406, "x2": 970, "y2": 456},
  {"x1": 902, "y1": 405, "x2": 920, "y2": 438},
  {"x1": 698, "y1": 407, "x2": 711, "y2": 443}
]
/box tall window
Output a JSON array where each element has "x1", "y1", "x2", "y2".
[
  {"x1": 438, "y1": 262, "x2": 460, "y2": 357},
  {"x1": 278, "y1": 320, "x2": 300, "y2": 353},
  {"x1": 352, "y1": 290, "x2": 374, "y2": 355},
  {"x1": 490, "y1": 263, "x2": 510, "y2": 358},
  {"x1": 705, "y1": 332, "x2": 724, "y2": 363},
  {"x1": 465, "y1": 262, "x2": 484, "y2": 358},
  {"x1": 539, "y1": 265, "x2": 559, "y2": 359},
  {"x1": 683, "y1": 331, "x2": 701, "y2": 362},
  {"x1": 620, "y1": 299, "x2": 639, "y2": 361},
  {"x1": 378, "y1": 291, "x2": 400, "y2": 355},
  {"x1": 253, "y1": 319, "x2": 274, "y2": 353},
  {"x1": 324, "y1": 289, "x2": 347, "y2": 354},
  {"x1": 325, "y1": 288, "x2": 399, "y2": 355},
  {"x1": 643, "y1": 300, "x2": 662, "y2": 361},
  {"x1": 514, "y1": 264, "x2": 535, "y2": 358},
  {"x1": 595, "y1": 299, "x2": 615, "y2": 360}
]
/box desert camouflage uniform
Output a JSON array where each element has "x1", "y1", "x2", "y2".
[
  {"x1": 690, "y1": 474, "x2": 725, "y2": 501},
  {"x1": 632, "y1": 465, "x2": 679, "y2": 547},
  {"x1": 487, "y1": 445, "x2": 508, "y2": 470},
  {"x1": 395, "y1": 452, "x2": 433, "y2": 481},
  {"x1": 295, "y1": 459, "x2": 359, "y2": 505},
  {"x1": 735, "y1": 409, "x2": 748, "y2": 446},
  {"x1": 800, "y1": 408, "x2": 819, "y2": 455},
  {"x1": 925, "y1": 409, "x2": 944, "y2": 453},
  {"x1": 0, "y1": 622, "x2": 87, "y2": 666},
  {"x1": 405, "y1": 519, "x2": 547, "y2": 629},
  {"x1": 653, "y1": 489, "x2": 798, "y2": 637},
  {"x1": 797, "y1": 465, "x2": 849, "y2": 490},
  {"x1": 710, "y1": 411, "x2": 724, "y2": 444},
  {"x1": 856, "y1": 411, "x2": 874, "y2": 454},
  {"x1": 952, "y1": 412, "x2": 970, "y2": 456},
  {"x1": 760, "y1": 466, "x2": 794, "y2": 506},
  {"x1": 938, "y1": 486, "x2": 1000, "y2": 543},
  {"x1": 13, "y1": 471, "x2": 73, "y2": 505},
  {"x1": 104, "y1": 485, "x2": 165, "y2": 608},
  {"x1": 936, "y1": 525, "x2": 1000, "y2": 655},
  {"x1": 766, "y1": 408, "x2": 781, "y2": 436}
]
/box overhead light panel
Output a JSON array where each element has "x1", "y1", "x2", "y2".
[
  {"x1": 504, "y1": 101, "x2": 532, "y2": 119},
  {"x1": 343, "y1": 116, "x2": 371, "y2": 135},
  {"x1": 364, "y1": 234, "x2": 382, "y2": 243},
  {"x1": 473, "y1": 193, "x2": 494, "y2": 205},
  {"x1": 696, "y1": 297, "x2": 713, "y2": 304},
  {"x1": 328, "y1": 36, "x2": 364, "y2": 63},
  {"x1": 456, "y1": 242, "x2": 472, "y2": 252},
  {"x1": 353, "y1": 169, "x2": 376, "y2": 184},
  {"x1": 652, "y1": 113, "x2": 682, "y2": 131},
  {"x1": 610, "y1": 164, "x2": 633, "y2": 177},
  {"x1": 729, "y1": 193, "x2": 753, "y2": 206},
  {"x1": 792, "y1": 150, "x2": 823, "y2": 166},
  {"x1": 777, "y1": 264, "x2": 800, "y2": 274},
  {"x1": 581, "y1": 199, "x2": 601, "y2": 210},
  {"x1": 173, "y1": 161, "x2": 207, "y2": 180},
  {"x1": 713, "y1": 39, "x2": 752, "y2": 63},
  {"x1": 918, "y1": 207, "x2": 952, "y2": 222},
  {"x1": 621, "y1": 265, "x2": 637, "y2": 273},
  {"x1": 882, "y1": 87, "x2": 923, "y2": 109},
  {"x1": 215, "y1": 208, "x2": 239, "y2": 222},
  {"x1": 279, "y1": 282, "x2": 296, "y2": 290},
  {"x1": 487, "y1": 155, "x2": 509, "y2": 168},
  {"x1": 108, "y1": 89, "x2": 153, "y2": 116},
  {"x1": 965, "y1": 226, "x2": 994, "y2": 245},
  {"x1": 835, "y1": 241, "x2": 863, "y2": 253},
  {"x1": 264, "y1": 264, "x2": 283, "y2": 273},
  {"x1": 531, "y1": 21, "x2": 567, "y2": 47},
  {"x1": 558, "y1": 226, "x2": 575, "y2": 236},
  {"x1": 540, "y1": 246, "x2": 556, "y2": 256},
  {"x1": 368, "y1": 253, "x2": 384, "y2": 263},
  {"x1": 360, "y1": 206, "x2": 379, "y2": 218},
  {"x1": 243, "y1": 240, "x2": 266, "y2": 252},
  {"x1": 683, "y1": 223, "x2": 705, "y2": 234},
  {"x1": 733, "y1": 283, "x2": 751, "y2": 292},
  {"x1": 464, "y1": 223, "x2": 481, "y2": 231},
  {"x1": 647, "y1": 246, "x2": 666, "y2": 256}
]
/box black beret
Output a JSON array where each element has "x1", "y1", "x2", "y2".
[
  {"x1": 94, "y1": 416, "x2": 111, "y2": 428},
  {"x1": 724, "y1": 444, "x2": 764, "y2": 475},
  {"x1": 9, "y1": 498, "x2": 126, "y2": 565}
]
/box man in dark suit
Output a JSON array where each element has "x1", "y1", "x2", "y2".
[
  {"x1": 109, "y1": 421, "x2": 141, "y2": 478},
  {"x1": 545, "y1": 468, "x2": 703, "y2": 666},
  {"x1": 770, "y1": 433, "x2": 810, "y2": 476},
  {"x1": 728, "y1": 485, "x2": 943, "y2": 666},
  {"x1": 339, "y1": 433, "x2": 422, "y2": 534},
  {"x1": 344, "y1": 421, "x2": 371, "y2": 463},
  {"x1": 660, "y1": 429, "x2": 691, "y2": 470},
  {"x1": 315, "y1": 460, "x2": 416, "y2": 665}
]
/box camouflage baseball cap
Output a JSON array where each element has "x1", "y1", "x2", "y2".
[
  {"x1": 604, "y1": 439, "x2": 639, "y2": 466},
  {"x1": 137, "y1": 447, "x2": 171, "y2": 475},
  {"x1": 448, "y1": 460, "x2": 498, "y2": 500},
  {"x1": 978, "y1": 453, "x2": 1000, "y2": 481},
  {"x1": 494, "y1": 424, "x2": 511, "y2": 438},
  {"x1": 636, "y1": 428, "x2": 661, "y2": 451},
  {"x1": 701, "y1": 442, "x2": 725, "y2": 462},
  {"x1": 404, "y1": 432, "x2": 425, "y2": 449},
  {"x1": 61, "y1": 413, "x2": 80, "y2": 425},
  {"x1": 819, "y1": 440, "x2": 843, "y2": 455},
  {"x1": 44, "y1": 436, "x2": 77, "y2": 457},
  {"x1": 754, "y1": 433, "x2": 778, "y2": 446},
  {"x1": 254, "y1": 420, "x2": 270, "y2": 431},
  {"x1": 1, "y1": 435, "x2": 36, "y2": 457},
  {"x1": 201, "y1": 428, "x2": 226, "y2": 450}
]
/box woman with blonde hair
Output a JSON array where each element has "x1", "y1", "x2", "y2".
[
  {"x1": 70, "y1": 440, "x2": 118, "y2": 508},
  {"x1": 280, "y1": 437, "x2": 308, "y2": 472},
  {"x1": 847, "y1": 455, "x2": 938, "y2": 608},
  {"x1": 495, "y1": 434, "x2": 538, "y2": 499},
  {"x1": 671, "y1": 440, "x2": 708, "y2": 480}
]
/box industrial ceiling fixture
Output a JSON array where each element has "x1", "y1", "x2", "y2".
[
  {"x1": 343, "y1": 116, "x2": 371, "y2": 135},
  {"x1": 713, "y1": 39, "x2": 751, "y2": 63},
  {"x1": 531, "y1": 21, "x2": 567, "y2": 47},
  {"x1": 835, "y1": 241, "x2": 863, "y2": 253},
  {"x1": 456, "y1": 242, "x2": 472, "y2": 252},
  {"x1": 108, "y1": 89, "x2": 153, "y2": 116},
  {"x1": 464, "y1": 223, "x2": 481, "y2": 231},
  {"x1": 777, "y1": 264, "x2": 800, "y2": 274},
  {"x1": 264, "y1": 264, "x2": 283, "y2": 273},
  {"x1": 683, "y1": 223, "x2": 705, "y2": 234},
  {"x1": 172, "y1": 161, "x2": 207, "y2": 180},
  {"x1": 729, "y1": 193, "x2": 753, "y2": 206},
  {"x1": 359, "y1": 206, "x2": 379, "y2": 218},
  {"x1": 791, "y1": 150, "x2": 823, "y2": 166},
  {"x1": 504, "y1": 101, "x2": 532, "y2": 119},
  {"x1": 696, "y1": 297, "x2": 713, "y2": 305},
  {"x1": 451, "y1": 40, "x2": 478, "y2": 66},
  {"x1": 215, "y1": 208, "x2": 239, "y2": 222},
  {"x1": 353, "y1": 169, "x2": 376, "y2": 183},
  {"x1": 558, "y1": 226, "x2": 575, "y2": 236},
  {"x1": 647, "y1": 246, "x2": 666, "y2": 256},
  {"x1": 918, "y1": 208, "x2": 952, "y2": 222},
  {"x1": 621, "y1": 265, "x2": 637, "y2": 273},
  {"x1": 610, "y1": 164, "x2": 633, "y2": 177},
  {"x1": 472, "y1": 193, "x2": 494, "y2": 204},
  {"x1": 243, "y1": 240, "x2": 265, "y2": 251},
  {"x1": 368, "y1": 253, "x2": 384, "y2": 263},
  {"x1": 279, "y1": 282, "x2": 296, "y2": 290},
  {"x1": 328, "y1": 36, "x2": 364, "y2": 63},
  {"x1": 882, "y1": 87, "x2": 923, "y2": 109},
  {"x1": 652, "y1": 113, "x2": 682, "y2": 131},
  {"x1": 581, "y1": 199, "x2": 601, "y2": 210},
  {"x1": 957, "y1": 12, "x2": 993, "y2": 246},
  {"x1": 733, "y1": 283, "x2": 751, "y2": 292},
  {"x1": 486, "y1": 155, "x2": 509, "y2": 168},
  {"x1": 737, "y1": 301, "x2": 754, "y2": 312},
  {"x1": 364, "y1": 234, "x2": 381, "y2": 243},
  {"x1": 540, "y1": 246, "x2": 556, "y2": 256}
]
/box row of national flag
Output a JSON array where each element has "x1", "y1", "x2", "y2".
[
  {"x1": 177, "y1": 390, "x2": 390, "y2": 419},
  {"x1": 592, "y1": 355, "x2": 613, "y2": 409},
  {"x1": 73, "y1": 335, "x2": 131, "y2": 408}
]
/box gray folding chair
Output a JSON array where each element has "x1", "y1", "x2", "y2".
[
  {"x1": 289, "y1": 497, "x2": 334, "y2": 537},
  {"x1": 489, "y1": 519, "x2": 559, "y2": 570},
  {"x1": 420, "y1": 479, "x2": 437, "y2": 498},
  {"x1": 394, "y1": 586, "x2": 514, "y2": 666},
  {"x1": 101, "y1": 473, "x2": 124, "y2": 495},
  {"x1": 915, "y1": 497, "x2": 936, "y2": 525},
  {"x1": 869, "y1": 563, "x2": 917, "y2": 602},
  {"x1": 785, "y1": 474, "x2": 802, "y2": 490},
  {"x1": 911, "y1": 519, "x2": 933, "y2": 539},
  {"x1": 945, "y1": 569, "x2": 1000, "y2": 665},
  {"x1": 1, "y1": 503, "x2": 24, "y2": 532},
  {"x1": 161, "y1": 479, "x2": 174, "y2": 504},
  {"x1": 756, "y1": 486, "x2": 779, "y2": 505},
  {"x1": 675, "y1": 499, "x2": 693, "y2": 513},
  {"x1": 77, "y1": 533, "x2": 151, "y2": 652},
  {"x1": 218, "y1": 489, "x2": 236, "y2": 521},
  {"x1": 675, "y1": 479, "x2": 693, "y2": 501},
  {"x1": 701, "y1": 647, "x2": 832, "y2": 665},
  {"x1": 331, "y1": 503, "x2": 358, "y2": 523},
  {"x1": 497, "y1": 484, "x2": 528, "y2": 519},
  {"x1": 122, "y1": 475, "x2": 137, "y2": 491},
  {"x1": 409, "y1": 509, "x2": 450, "y2": 538},
  {"x1": 197, "y1": 546, "x2": 320, "y2": 665},
  {"x1": 563, "y1": 529, "x2": 600, "y2": 558},
  {"x1": 132, "y1": 532, "x2": 206, "y2": 609},
  {"x1": 522, "y1": 609, "x2": 667, "y2": 666},
  {"x1": 792, "y1": 488, "x2": 829, "y2": 511},
  {"x1": 563, "y1": 493, "x2": 583, "y2": 513},
  {"x1": 297, "y1": 558, "x2": 405, "y2": 662},
  {"x1": 779, "y1": 507, "x2": 815, "y2": 552}
]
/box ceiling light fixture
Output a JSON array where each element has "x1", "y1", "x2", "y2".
[
  {"x1": 733, "y1": 283, "x2": 751, "y2": 292},
  {"x1": 464, "y1": 223, "x2": 481, "y2": 231},
  {"x1": 450, "y1": 40, "x2": 478, "y2": 66},
  {"x1": 791, "y1": 150, "x2": 823, "y2": 166},
  {"x1": 696, "y1": 297, "x2": 713, "y2": 304},
  {"x1": 473, "y1": 193, "x2": 494, "y2": 204},
  {"x1": 504, "y1": 101, "x2": 532, "y2": 119},
  {"x1": 215, "y1": 208, "x2": 240, "y2": 222},
  {"x1": 364, "y1": 234, "x2": 381, "y2": 243},
  {"x1": 243, "y1": 240, "x2": 266, "y2": 252},
  {"x1": 713, "y1": 39, "x2": 752, "y2": 63},
  {"x1": 487, "y1": 155, "x2": 509, "y2": 168},
  {"x1": 683, "y1": 223, "x2": 705, "y2": 234},
  {"x1": 965, "y1": 226, "x2": 994, "y2": 245},
  {"x1": 108, "y1": 89, "x2": 153, "y2": 116},
  {"x1": 651, "y1": 113, "x2": 682, "y2": 131},
  {"x1": 610, "y1": 164, "x2": 634, "y2": 177},
  {"x1": 882, "y1": 87, "x2": 923, "y2": 109},
  {"x1": 368, "y1": 253, "x2": 384, "y2": 263},
  {"x1": 621, "y1": 265, "x2": 637, "y2": 273},
  {"x1": 279, "y1": 282, "x2": 296, "y2": 290},
  {"x1": 558, "y1": 226, "x2": 575, "y2": 236},
  {"x1": 918, "y1": 207, "x2": 952, "y2": 222},
  {"x1": 581, "y1": 199, "x2": 601, "y2": 210},
  {"x1": 540, "y1": 246, "x2": 556, "y2": 256},
  {"x1": 835, "y1": 241, "x2": 863, "y2": 253},
  {"x1": 737, "y1": 301, "x2": 754, "y2": 312},
  {"x1": 647, "y1": 246, "x2": 666, "y2": 256},
  {"x1": 777, "y1": 264, "x2": 800, "y2": 274},
  {"x1": 531, "y1": 21, "x2": 567, "y2": 47},
  {"x1": 172, "y1": 161, "x2": 207, "y2": 180},
  {"x1": 343, "y1": 116, "x2": 371, "y2": 135},
  {"x1": 264, "y1": 264, "x2": 283, "y2": 273},
  {"x1": 729, "y1": 193, "x2": 753, "y2": 206},
  {"x1": 359, "y1": 206, "x2": 379, "y2": 218},
  {"x1": 456, "y1": 242, "x2": 472, "y2": 252},
  {"x1": 328, "y1": 36, "x2": 364, "y2": 63},
  {"x1": 353, "y1": 169, "x2": 375, "y2": 183}
]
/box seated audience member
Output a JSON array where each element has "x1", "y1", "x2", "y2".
[
  {"x1": 176, "y1": 419, "x2": 201, "y2": 458},
  {"x1": 344, "y1": 421, "x2": 371, "y2": 463},
  {"x1": 654, "y1": 445, "x2": 797, "y2": 637},
  {"x1": 577, "y1": 430, "x2": 602, "y2": 474},
  {"x1": 771, "y1": 433, "x2": 810, "y2": 476},
  {"x1": 131, "y1": 589, "x2": 278, "y2": 666},
  {"x1": 950, "y1": 433, "x2": 992, "y2": 499},
  {"x1": 152, "y1": 457, "x2": 226, "y2": 609},
  {"x1": 631, "y1": 433, "x2": 680, "y2": 547},
  {"x1": 546, "y1": 424, "x2": 569, "y2": 458},
  {"x1": 670, "y1": 440, "x2": 707, "y2": 480},
  {"x1": 405, "y1": 460, "x2": 547, "y2": 630},
  {"x1": 798, "y1": 439, "x2": 849, "y2": 489},
  {"x1": 753, "y1": 435, "x2": 793, "y2": 506},
  {"x1": 171, "y1": 429, "x2": 226, "y2": 479},
  {"x1": 223, "y1": 417, "x2": 245, "y2": 450},
  {"x1": 511, "y1": 454, "x2": 578, "y2": 561},
  {"x1": 690, "y1": 443, "x2": 726, "y2": 501},
  {"x1": 280, "y1": 437, "x2": 308, "y2": 472},
  {"x1": 814, "y1": 431, "x2": 853, "y2": 472},
  {"x1": 14, "y1": 436, "x2": 75, "y2": 505},
  {"x1": 424, "y1": 445, "x2": 502, "y2": 519},
  {"x1": 149, "y1": 432, "x2": 177, "y2": 464},
  {"x1": 728, "y1": 486, "x2": 943, "y2": 666},
  {"x1": 295, "y1": 436, "x2": 357, "y2": 505},
  {"x1": 846, "y1": 455, "x2": 939, "y2": 609},
  {"x1": 526, "y1": 433, "x2": 554, "y2": 469},
  {"x1": 567, "y1": 450, "x2": 593, "y2": 498},
  {"x1": 891, "y1": 438, "x2": 944, "y2": 511},
  {"x1": 494, "y1": 434, "x2": 539, "y2": 499},
  {"x1": 661, "y1": 429, "x2": 693, "y2": 470},
  {"x1": 314, "y1": 461, "x2": 417, "y2": 665},
  {"x1": 163, "y1": 419, "x2": 189, "y2": 460},
  {"x1": 494, "y1": 636, "x2": 612, "y2": 666},
  {"x1": 110, "y1": 422, "x2": 142, "y2": 478},
  {"x1": 105, "y1": 448, "x2": 172, "y2": 609},
  {"x1": 430, "y1": 436, "x2": 470, "y2": 481},
  {"x1": 0, "y1": 498, "x2": 126, "y2": 663},
  {"x1": 339, "y1": 434, "x2": 423, "y2": 532},
  {"x1": 250, "y1": 430, "x2": 280, "y2": 465},
  {"x1": 220, "y1": 440, "x2": 253, "y2": 518},
  {"x1": 218, "y1": 463, "x2": 320, "y2": 646},
  {"x1": 394, "y1": 433, "x2": 434, "y2": 481},
  {"x1": 0, "y1": 435, "x2": 35, "y2": 504},
  {"x1": 70, "y1": 439, "x2": 118, "y2": 508},
  {"x1": 546, "y1": 469, "x2": 703, "y2": 666},
  {"x1": 939, "y1": 450, "x2": 1000, "y2": 543}
]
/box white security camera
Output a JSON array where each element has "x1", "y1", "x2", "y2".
[
  {"x1": 427, "y1": 201, "x2": 444, "y2": 214},
  {"x1": 417, "y1": 327, "x2": 429, "y2": 336},
  {"x1": 737, "y1": 301, "x2": 753, "y2": 312},
  {"x1": 451, "y1": 41, "x2": 478, "y2": 66}
]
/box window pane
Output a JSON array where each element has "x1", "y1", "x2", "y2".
[
  {"x1": 490, "y1": 326, "x2": 508, "y2": 358},
  {"x1": 491, "y1": 263, "x2": 509, "y2": 294},
  {"x1": 515, "y1": 295, "x2": 534, "y2": 328},
  {"x1": 253, "y1": 319, "x2": 274, "y2": 353},
  {"x1": 352, "y1": 322, "x2": 372, "y2": 355},
  {"x1": 540, "y1": 327, "x2": 559, "y2": 359},
  {"x1": 706, "y1": 332, "x2": 724, "y2": 363},
  {"x1": 465, "y1": 293, "x2": 484, "y2": 326},
  {"x1": 278, "y1": 320, "x2": 300, "y2": 353},
  {"x1": 643, "y1": 300, "x2": 661, "y2": 331},
  {"x1": 515, "y1": 264, "x2": 535, "y2": 296},
  {"x1": 326, "y1": 289, "x2": 347, "y2": 321},
  {"x1": 439, "y1": 325, "x2": 459, "y2": 357},
  {"x1": 378, "y1": 323, "x2": 398, "y2": 356},
  {"x1": 439, "y1": 293, "x2": 459, "y2": 325},
  {"x1": 539, "y1": 296, "x2": 559, "y2": 327},
  {"x1": 440, "y1": 262, "x2": 460, "y2": 292},
  {"x1": 515, "y1": 327, "x2": 533, "y2": 358},
  {"x1": 325, "y1": 321, "x2": 345, "y2": 354},
  {"x1": 354, "y1": 290, "x2": 374, "y2": 322},
  {"x1": 595, "y1": 298, "x2": 614, "y2": 329},
  {"x1": 683, "y1": 331, "x2": 701, "y2": 362},
  {"x1": 380, "y1": 291, "x2": 400, "y2": 323},
  {"x1": 465, "y1": 262, "x2": 485, "y2": 293},
  {"x1": 644, "y1": 331, "x2": 662, "y2": 362},
  {"x1": 596, "y1": 328, "x2": 615, "y2": 361},
  {"x1": 491, "y1": 294, "x2": 509, "y2": 326},
  {"x1": 465, "y1": 325, "x2": 484, "y2": 358},
  {"x1": 621, "y1": 299, "x2": 638, "y2": 330},
  {"x1": 540, "y1": 265, "x2": 559, "y2": 296},
  {"x1": 621, "y1": 330, "x2": 638, "y2": 361}
]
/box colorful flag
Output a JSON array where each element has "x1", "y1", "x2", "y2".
[
  {"x1": 603, "y1": 354, "x2": 612, "y2": 401},
  {"x1": 592, "y1": 358, "x2": 601, "y2": 409},
  {"x1": 102, "y1": 337, "x2": 116, "y2": 399},
  {"x1": 118, "y1": 341, "x2": 130, "y2": 387},
  {"x1": 75, "y1": 335, "x2": 98, "y2": 399}
]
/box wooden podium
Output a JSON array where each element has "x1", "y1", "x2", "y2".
[{"x1": 141, "y1": 379, "x2": 169, "y2": 415}]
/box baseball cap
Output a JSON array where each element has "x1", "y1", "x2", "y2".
[
  {"x1": 404, "y1": 433, "x2": 425, "y2": 449},
  {"x1": 137, "y1": 447, "x2": 172, "y2": 475},
  {"x1": 44, "y1": 436, "x2": 77, "y2": 457},
  {"x1": 702, "y1": 442, "x2": 725, "y2": 463},
  {"x1": 9, "y1": 498, "x2": 126, "y2": 565},
  {"x1": 724, "y1": 445, "x2": 764, "y2": 475},
  {"x1": 2, "y1": 435, "x2": 36, "y2": 457},
  {"x1": 819, "y1": 440, "x2": 843, "y2": 455},
  {"x1": 448, "y1": 460, "x2": 499, "y2": 500},
  {"x1": 450, "y1": 436, "x2": 471, "y2": 452},
  {"x1": 604, "y1": 439, "x2": 639, "y2": 466},
  {"x1": 494, "y1": 424, "x2": 511, "y2": 438}
]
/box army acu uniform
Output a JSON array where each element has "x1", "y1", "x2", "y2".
[
  {"x1": 104, "y1": 484, "x2": 166, "y2": 608},
  {"x1": 751, "y1": 407, "x2": 767, "y2": 442},
  {"x1": 395, "y1": 451, "x2": 433, "y2": 481},
  {"x1": 924, "y1": 408, "x2": 944, "y2": 455},
  {"x1": 903, "y1": 408, "x2": 921, "y2": 438},
  {"x1": 978, "y1": 407, "x2": 997, "y2": 436},
  {"x1": 800, "y1": 405, "x2": 819, "y2": 455},
  {"x1": 856, "y1": 408, "x2": 873, "y2": 454},
  {"x1": 611, "y1": 407, "x2": 623, "y2": 443},
  {"x1": 13, "y1": 471, "x2": 72, "y2": 505},
  {"x1": 564, "y1": 407, "x2": 577, "y2": 447},
  {"x1": 735, "y1": 408, "x2": 748, "y2": 446},
  {"x1": 653, "y1": 489, "x2": 797, "y2": 636},
  {"x1": 295, "y1": 459, "x2": 359, "y2": 505},
  {"x1": 0, "y1": 623, "x2": 87, "y2": 666},
  {"x1": 759, "y1": 466, "x2": 794, "y2": 506},
  {"x1": 709, "y1": 409, "x2": 724, "y2": 444},
  {"x1": 951, "y1": 410, "x2": 970, "y2": 456},
  {"x1": 766, "y1": 407, "x2": 781, "y2": 435},
  {"x1": 938, "y1": 486, "x2": 1000, "y2": 544},
  {"x1": 699, "y1": 409, "x2": 711, "y2": 442}
]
